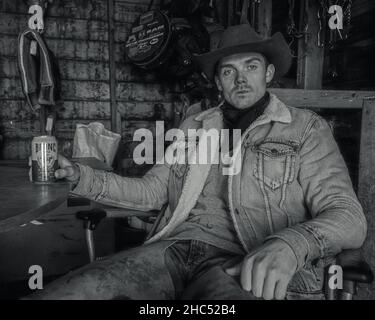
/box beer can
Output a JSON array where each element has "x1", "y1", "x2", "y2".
[{"x1": 31, "y1": 135, "x2": 58, "y2": 183}]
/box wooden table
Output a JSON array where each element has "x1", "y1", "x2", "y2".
[{"x1": 0, "y1": 163, "x2": 71, "y2": 234}]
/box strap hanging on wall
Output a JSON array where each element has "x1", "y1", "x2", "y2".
[{"x1": 20, "y1": 0, "x2": 59, "y2": 135}]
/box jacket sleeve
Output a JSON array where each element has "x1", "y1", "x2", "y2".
[
  {"x1": 266, "y1": 115, "x2": 367, "y2": 270},
  {"x1": 70, "y1": 162, "x2": 170, "y2": 211},
  {"x1": 69, "y1": 113, "x2": 199, "y2": 212}
]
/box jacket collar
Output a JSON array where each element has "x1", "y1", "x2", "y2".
[{"x1": 194, "y1": 93, "x2": 291, "y2": 125}]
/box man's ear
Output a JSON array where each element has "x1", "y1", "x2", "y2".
[
  {"x1": 265, "y1": 64, "x2": 275, "y2": 84},
  {"x1": 215, "y1": 75, "x2": 223, "y2": 92}
]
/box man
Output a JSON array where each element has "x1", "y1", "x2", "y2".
[{"x1": 29, "y1": 24, "x2": 366, "y2": 300}]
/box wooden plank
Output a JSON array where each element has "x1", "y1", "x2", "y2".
[
  {"x1": 45, "y1": 38, "x2": 109, "y2": 62},
  {"x1": 57, "y1": 60, "x2": 109, "y2": 81},
  {"x1": 0, "y1": 118, "x2": 158, "y2": 141},
  {"x1": 0, "y1": 120, "x2": 41, "y2": 139},
  {"x1": 0, "y1": 166, "x2": 70, "y2": 233},
  {"x1": 0, "y1": 56, "x2": 161, "y2": 83},
  {"x1": 0, "y1": 100, "x2": 174, "y2": 121},
  {"x1": 56, "y1": 101, "x2": 110, "y2": 120},
  {"x1": 297, "y1": 0, "x2": 324, "y2": 89},
  {"x1": 116, "y1": 82, "x2": 173, "y2": 102},
  {"x1": 0, "y1": 0, "x2": 108, "y2": 21},
  {"x1": 0, "y1": 78, "x2": 24, "y2": 99},
  {"x1": 0, "y1": 35, "x2": 20, "y2": 56},
  {"x1": 0, "y1": 56, "x2": 19, "y2": 79},
  {"x1": 1, "y1": 56, "x2": 109, "y2": 81},
  {"x1": 0, "y1": 78, "x2": 110, "y2": 101},
  {"x1": 117, "y1": 101, "x2": 173, "y2": 119},
  {"x1": 0, "y1": 14, "x2": 109, "y2": 41},
  {"x1": 0, "y1": 119, "x2": 112, "y2": 139},
  {"x1": 0, "y1": 35, "x2": 109, "y2": 61},
  {"x1": 0, "y1": 100, "x2": 110, "y2": 120},
  {"x1": 358, "y1": 98, "x2": 375, "y2": 299},
  {"x1": 114, "y1": 21, "x2": 132, "y2": 42},
  {"x1": 269, "y1": 88, "x2": 375, "y2": 109},
  {"x1": 0, "y1": 100, "x2": 35, "y2": 120},
  {"x1": 113, "y1": 1, "x2": 150, "y2": 23}
]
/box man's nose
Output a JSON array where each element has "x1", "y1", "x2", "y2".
[{"x1": 235, "y1": 71, "x2": 247, "y2": 84}]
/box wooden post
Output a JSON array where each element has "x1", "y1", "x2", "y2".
[
  {"x1": 227, "y1": 0, "x2": 234, "y2": 26},
  {"x1": 257, "y1": 0, "x2": 272, "y2": 37},
  {"x1": 358, "y1": 98, "x2": 375, "y2": 299},
  {"x1": 297, "y1": 0, "x2": 324, "y2": 89},
  {"x1": 107, "y1": 0, "x2": 119, "y2": 134}
]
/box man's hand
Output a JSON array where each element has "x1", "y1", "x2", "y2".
[
  {"x1": 226, "y1": 239, "x2": 298, "y2": 300},
  {"x1": 54, "y1": 154, "x2": 80, "y2": 182},
  {"x1": 28, "y1": 154, "x2": 80, "y2": 182}
]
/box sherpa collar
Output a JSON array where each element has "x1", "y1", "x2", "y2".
[{"x1": 194, "y1": 93, "x2": 292, "y2": 125}]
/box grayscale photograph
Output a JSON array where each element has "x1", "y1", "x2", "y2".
[{"x1": 0, "y1": 0, "x2": 374, "y2": 307}]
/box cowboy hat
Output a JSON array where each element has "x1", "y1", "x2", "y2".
[{"x1": 194, "y1": 24, "x2": 292, "y2": 80}]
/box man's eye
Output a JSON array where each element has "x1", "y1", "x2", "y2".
[
  {"x1": 222, "y1": 69, "x2": 233, "y2": 76},
  {"x1": 247, "y1": 64, "x2": 258, "y2": 71}
]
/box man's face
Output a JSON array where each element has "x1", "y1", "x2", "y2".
[{"x1": 215, "y1": 52, "x2": 275, "y2": 109}]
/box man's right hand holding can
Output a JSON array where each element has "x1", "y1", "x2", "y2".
[{"x1": 54, "y1": 154, "x2": 80, "y2": 182}]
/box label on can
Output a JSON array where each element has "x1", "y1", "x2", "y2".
[{"x1": 31, "y1": 136, "x2": 58, "y2": 183}]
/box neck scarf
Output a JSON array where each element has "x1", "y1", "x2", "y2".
[
  {"x1": 220, "y1": 92, "x2": 270, "y2": 151},
  {"x1": 221, "y1": 91, "x2": 270, "y2": 131}
]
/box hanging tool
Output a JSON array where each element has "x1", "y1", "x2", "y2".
[{"x1": 287, "y1": 0, "x2": 308, "y2": 56}]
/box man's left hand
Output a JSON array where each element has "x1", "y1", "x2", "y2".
[{"x1": 226, "y1": 239, "x2": 298, "y2": 300}]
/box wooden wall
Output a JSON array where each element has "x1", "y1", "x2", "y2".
[{"x1": 0, "y1": 0, "x2": 175, "y2": 177}]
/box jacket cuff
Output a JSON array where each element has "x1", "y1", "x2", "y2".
[
  {"x1": 265, "y1": 225, "x2": 322, "y2": 270},
  {"x1": 70, "y1": 163, "x2": 99, "y2": 198}
]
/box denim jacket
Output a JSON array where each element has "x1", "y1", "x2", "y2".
[{"x1": 72, "y1": 93, "x2": 367, "y2": 297}]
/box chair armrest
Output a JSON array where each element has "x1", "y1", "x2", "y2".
[
  {"x1": 337, "y1": 249, "x2": 374, "y2": 284},
  {"x1": 75, "y1": 207, "x2": 159, "y2": 230}
]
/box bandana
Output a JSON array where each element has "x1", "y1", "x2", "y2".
[{"x1": 220, "y1": 91, "x2": 270, "y2": 150}]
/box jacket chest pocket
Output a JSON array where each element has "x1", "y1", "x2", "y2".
[{"x1": 252, "y1": 140, "x2": 299, "y2": 192}]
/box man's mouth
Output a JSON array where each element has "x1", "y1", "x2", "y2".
[{"x1": 235, "y1": 88, "x2": 252, "y2": 94}]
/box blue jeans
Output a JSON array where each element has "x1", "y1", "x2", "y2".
[{"x1": 26, "y1": 240, "x2": 259, "y2": 300}]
